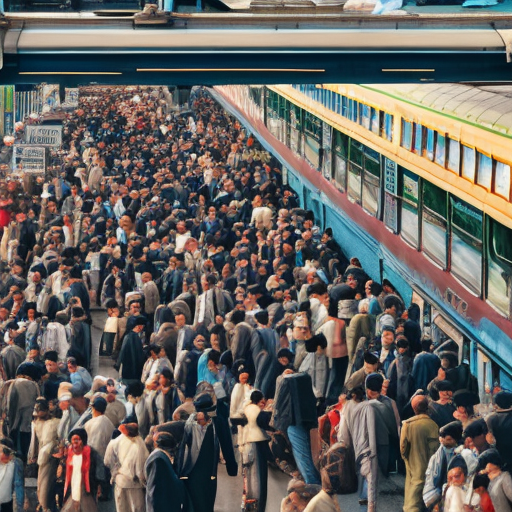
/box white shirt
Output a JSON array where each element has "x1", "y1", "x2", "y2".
[{"x1": 71, "y1": 454, "x2": 83, "y2": 502}]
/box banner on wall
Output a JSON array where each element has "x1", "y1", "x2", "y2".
[
  {"x1": 25, "y1": 125, "x2": 62, "y2": 147},
  {"x1": 42, "y1": 84, "x2": 60, "y2": 111},
  {"x1": 12, "y1": 145, "x2": 46, "y2": 174},
  {"x1": 3, "y1": 86, "x2": 15, "y2": 136},
  {"x1": 64, "y1": 88, "x2": 79, "y2": 108}
]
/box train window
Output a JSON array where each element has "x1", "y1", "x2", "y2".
[
  {"x1": 450, "y1": 197, "x2": 483, "y2": 295},
  {"x1": 413, "y1": 123, "x2": 423, "y2": 155},
  {"x1": 348, "y1": 140, "x2": 363, "y2": 205},
  {"x1": 477, "y1": 152, "x2": 493, "y2": 190},
  {"x1": 322, "y1": 124, "x2": 333, "y2": 180},
  {"x1": 487, "y1": 218, "x2": 512, "y2": 316},
  {"x1": 422, "y1": 181, "x2": 448, "y2": 268},
  {"x1": 462, "y1": 145, "x2": 476, "y2": 182},
  {"x1": 362, "y1": 148, "x2": 381, "y2": 217},
  {"x1": 349, "y1": 99, "x2": 358, "y2": 123},
  {"x1": 289, "y1": 104, "x2": 302, "y2": 158},
  {"x1": 370, "y1": 108, "x2": 380, "y2": 135},
  {"x1": 342, "y1": 96, "x2": 349, "y2": 118},
  {"x1": 425, "y1": 128, "x2": 435, "y2": 162},
  {"x1": 361, "y1": 104, "x2": 371, "y2": 130},
  {"x1": 447, "y1": 138, "x2": 460, "y2": 174},
  {"x1": 401, "y1": 120, "x2": 413, "y2": 151},
  {"x1": 494, "y1": 161, "x2": 511, "y2": 200},
  {"x1": 401, "y1": 169, "x2": 420, "y2": 248},
  {"x1": 333, "y1": 131, "x2": 349, "y2": 192},
  {"x1": 435, "y1": 134, "x2": 446, "y2": 167},
  {"x1": 334, "y1": 94, "x2": 342, "y2": 116},
  {"x1": 382, "y1": 113, "x2": 393, "y2": 142}
]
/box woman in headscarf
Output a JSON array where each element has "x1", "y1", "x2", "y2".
[{"x1": 61, "y1": 428, "x2": 99, "y2": 512}]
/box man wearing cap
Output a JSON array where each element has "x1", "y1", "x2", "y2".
[
  {"x1": 423, "y1": 420, "x2": 464, "y2": 509},
  {"x1": 479, "y1": 449, "x2": 512, "y2": 512},
  {"x1": 463, "y1": 418, "x2": 491, "y2": 456},
  {"x1": 400, "y1": 395, "x2": 439, "y2": 512},
  {"x1": 116, "y1": 315, "x2": 146, "y2": 385},
  {"x1": 104, "y1": 423, "x2": 149, "y2": 512},
  {"x1": 0, "y1": 323, "x2": 25, "y2": 380},
  {"x1": 41, "y1": 350, "x2": 70, "y2": 402},
  {"x1": 428, "y1": 380, "x2": 456, "y2": 428},
  {"x1": 486, "y1": 391, "x2": 512, "y2": 471},
  {"x1": 28, "y1": 398, "x2": 60, "y2": 512}
]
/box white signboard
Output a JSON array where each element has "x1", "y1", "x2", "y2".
[
  {"x1": 12, "y1": 145, "x2": 46, "y2": 174},
  {"x1": 25, "y1": 125, "x2": 62, "y2": 148}
]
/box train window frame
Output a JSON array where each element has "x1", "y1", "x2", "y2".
[
  {"x1": 476, "y1": 151, "x2": 493, "y2": 191},
  {"x1": 450, "y1": 197, "x2": 483, "y2": 296},
  {"x1": 487, "y1": 217, "x2": 512, "y2": 317},
  {"x1": 413, "y1": 123, "x2": 423, "y2": 155},
  {"x1": 435, "y1": 132, "x2": 446, "y2": 168},
  {"x1": 447, "y1": 137, "x2": 461, "y2": 175},
  {"x1": 401, "y1": 119, "x2": 413, "y2": 151},
  {"x1": 494, "y1": 158, "x2": 512, "y2": 201},
  {"x1": 422, "y1": 180, "x2": 448, "y2": 269},
  {"x1": 461, "y1": 145, "x2": 476, "y2": 183},
  {"x1": 400, "y1": 168, "x2": 420, "y2": 249}
]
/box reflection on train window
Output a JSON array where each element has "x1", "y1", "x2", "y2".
[
  {"x1": 348, "y1": 139, "x2": 363, "y2": 204},
  {"x1": 413, "y1": 123, "x2": 423, "y2": 155},
  {"x1": 401, "y1": 169, "x2": 419, "y2": 248},
  {"x1": 435, "y1": 134, "x2": 446, "y2": 168},
  {"x1": 450, "y1": 198, "x2": 483, "y2": 295},
  {"x1": 362, "y1": 147, "x2": 381, "y2": 217},
  {"x1": 494, "y1": 161, "x2": 511, "y2": 200},
  {"x1": 425, "y1": 128, "x2": 435, "y2": 162},
  {"x1": 462, "y1": 145, "x2": 476, "y2": 182},
  {"x1": 422, "y1": 180, "x2": 447, "y2": 268},
  {"x1": 447, "y1": 138, "x2": 460, "y2": 174},
  {"x1": 487, "y1": 219, "x2": 512, "y2": 317},
  {"x1": 401, "y1": 120, "x2": 413, "y2": 151},
  {"x1": 477, "y1": 152, "x2": 493, "y2": 190}
]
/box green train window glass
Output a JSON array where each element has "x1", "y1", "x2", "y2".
[
  {"x1": 423, "y1": 180, "x2": 447, "y2": 219},
  {"x1": 364, "y1": 154, "x2": 381, "y2": 177},
  {"x1": 402, "y1": 169, "x2": 419, "y2": 206},
  {"x1": 493, "y1": 221, "x2": 512, "y2": 264},
  {"x1": 350, "y1": 139, "x2": 363, "y2": 167},
  {"x1": 451, "y1": 197, "x2": 483, "y2": 240},
  {"x1": 334, "y1": 130, "x2": 349, "y2": 158}
]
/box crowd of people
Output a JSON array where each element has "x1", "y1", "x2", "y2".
[{"x1": 0, "y1": 84, "x2": 510, "y2": 512}]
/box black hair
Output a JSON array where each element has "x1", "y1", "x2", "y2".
[{"x1": 250, "y1": 390, "x2": 264, "y2": 404}]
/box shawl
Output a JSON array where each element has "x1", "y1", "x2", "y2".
[{"x1": 64, "y1": 445, "x2": 91, "y2": 497}]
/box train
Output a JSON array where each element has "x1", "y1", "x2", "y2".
[{"x1": 213, "y1": 82, "x2": 512, "y2": 396}]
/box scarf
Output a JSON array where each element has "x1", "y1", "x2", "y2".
[{"x1": 64, "y1": 445, "x2": 91, "y2": 497}]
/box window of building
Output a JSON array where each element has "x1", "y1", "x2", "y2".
[
  {"x1": 447, "y1": 138, "x2": 460, "y2": 174},
  {"x1": 348, "y1": 139, "x2": 363, "y2": 204},
  {"x1": 477, "y1": 152, "x2": 493, "y2": 190},
  {"x1": 435, "y1": 134, "x2": 446, "y2": 167},
  {"x1": 462, "y1": 145, "x2": 476, "y2": 182},
  {"x1": 422, "y1": 180, "x2": 447, "y2": 268},
  {"x1": 401, "y1": 169, "x2": 420, "y2": 248},
  {"x1": 451, "y1": 197, "x2": 483, "y2": 294},
  {"x1": 495, "y1": 161, "x2": 511, "y2": 200},
  {"x1": 487, "y1": 218, "x2": 512, "y2": 316},
  {"x1": 412, "y1": 123, "x2": 422, "y2": 155},
  {"x1": 362, "y1": 147, "x2": 381, "y2": 217},
  {"x1": 401, "y1": 120, "x2": 413, "y2": 151}
]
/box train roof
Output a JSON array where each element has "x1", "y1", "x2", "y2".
[{"x1": 364, "y1": 83, "x2": 512, "y2": 137}]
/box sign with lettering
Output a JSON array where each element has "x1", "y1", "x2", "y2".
[
  {"x1": 25, "y1": 125, "x2": 62, "y2": 147},
  {"x1": 384, "y1": 157, "x2": 398, "y2": 195},
  {"x1": 12, "y1": 145, "x2": 46, "y2": 174},
  {"x1": 64, "y1": 88, "x2": 79, "y2": 108}
]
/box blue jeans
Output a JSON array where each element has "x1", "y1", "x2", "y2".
[{"x1": 286, "y1": 425, "x2": 321, "y2": 485}]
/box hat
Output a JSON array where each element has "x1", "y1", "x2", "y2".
[
  {"x1": 494, "y1": 391, "x2": 512, "y2": 410},
  {"x1": 448, "y1": 454, "x2": 468, "y2": 476},
  {"x1": 478, "y1": 448, "x2": 503, "y2": 470},
  {"x1": 453, "y1": 389, "x2": 479, "y2": 408},
  {"x1": 365, "y1": 373, "x2": 384, "y2": 392},
  {"x1": 193, "y1": 392, "x2": 215, "y2": 413},
  {"x1": 305, "y1": 333, "x2": 328, "y2": 353},
  {"x1": 92, "y1": 396, "x2": 107, "y2": 413},
  {"x1": 254, "y1": 310, "x2": 269, "y2": 326},
  {"x1": 44, "y1": 350, "x2": 59, "y2": 363},
  {"x1": 363, "y1": 352, "x2": 379, "y2": 365},
  {"x1": 440, "y1": 421, "x2": 463, "y2": 442},
  {"x1": 16, "y1": 362, "x2": 42, "y2": 382},
  {"x1": 436, "y1": 380, "x2": 454, "y2": 392},
  {"x1": 463, "y1": 418, "x2": 488, "y2": 439},
  {"x1": 68, "y1": 428, "x2": 88, "y2": 445}
]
